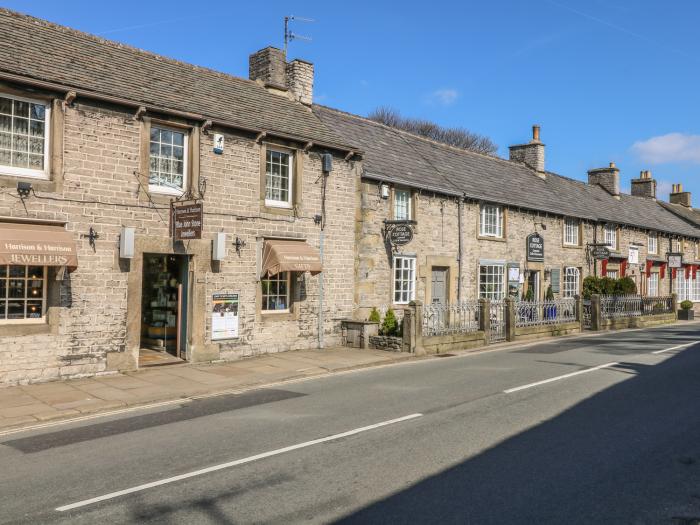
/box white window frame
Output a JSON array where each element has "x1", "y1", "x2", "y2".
[
  {"x1": 394, "y1": 189, "x2": 411, "y2": 221},
  {"x1": 0, "y1": 92, "x2": 51, "y2": 180},
  {"x1": 479, "y1": 264, "x2": 505, "y2": 301},
  {"x1": 647, "y1": 232, "x2": 658, "y2": 255},
  {"x1": 261, "y1": 271, "x2": 291, "y2": 313},
  {"x1": 606, "y1": 270, "x2": 619, "y2": 279},
  {"x1": 265, "y1": 148, "x2": 294, "y2": 208},
  {"x1": 393, "y1": 255, "x2": 416, "y2": 305},
  {"x1": 671, "y1": 239, "x2": 681, "y2": 253},
  {"x1": 675, "y1": 269, "x2": 700, "y2": 302},
  {"x1": 563, "y1": 267, "x2": 581, "y2": 298},
  {"x1": 564, "y1": 218, "x2": 580, "y2": 246},
  {"x1": 604, "y1": 224, "x2": 617, "y2": 249},
  {"x1": 0, "y1": 265, "x2": 48, "y2": 324},
  {"x1": 148, "y1": 124, "x2": 188, "y2": 196},
  {"x1": 647, "y1": 272, "x2": 659, "y2": 297},
  {"x1": 480, "y1": 204, "x2": 503, "y2": 238}
]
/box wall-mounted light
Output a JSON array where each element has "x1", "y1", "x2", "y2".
[
  {"x1": 380, "y1": 184, "x2": 390, "y2": 199},
  {"x1": 212, "y1": 232, "x2": 227, "y2": 261},
  {"x1": 82, "y1": 227, "x2": 99, "y2": 252},
  {"x1": 234, "y1": 236, "x2": 247, "y2": 256},
  {"x1": 119, "y1": 227, "x2": 135, "y2": 259},
  {"x1": 17, "y1": 181, "x2": 32, "y2": 198}
]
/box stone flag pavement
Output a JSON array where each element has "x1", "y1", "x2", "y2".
[{"x1": 0, "y1": 348, "x2": 415, "y2": 431}]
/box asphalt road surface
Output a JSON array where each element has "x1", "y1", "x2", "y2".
[{"x1": 2, "y1": 324, "x2": 700, "y2": 524}]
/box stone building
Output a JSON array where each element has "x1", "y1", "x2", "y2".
[
  {"x1": 0, "y1": 10, "x2": 359, "y2": 384},
  {"x1": 313, "y1": 107, "x2": 700, "y2": 319}
]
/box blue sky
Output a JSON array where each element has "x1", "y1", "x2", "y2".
[{"x1": 5, "y1": 0, "x2": 699, "y2": 203}]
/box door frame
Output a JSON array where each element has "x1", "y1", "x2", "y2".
[
  {"x1": 422, "y1": 255, "x2": 458, "y2": 306},
  {"x1": 430, "y1": 266, "x2": 449, "y2": 305}
]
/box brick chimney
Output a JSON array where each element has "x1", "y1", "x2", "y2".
[
  {"x1": 509, "y1": 125, "x2": 545, "y2": 177},
  {"x1": 670, "y1": 183, "x2": 692, "y2": 207},
  {"x1": 286, "y1": 59, "x2": 314, "y2": 105},
  {"x1": 631, "y1": 170, "x2": 656, "y2": 199},
  {"x1": 588, "y1": 162, "x2": 620, "y2": 199},
  {"x1": 249, "y1": 46, "x2": 287, "y2": 89}
]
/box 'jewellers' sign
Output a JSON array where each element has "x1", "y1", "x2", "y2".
[
  {"x1": 526, "y1": 233, "x2": 544, "y2": 262},
  {"x1": 171, "y1": 202, "x2": 203, "y2": 241},
  {"x1": 389, "y1": 224, "x2": 414, "y2": 246}
]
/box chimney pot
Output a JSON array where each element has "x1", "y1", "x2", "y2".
[
  {"x1": 509, "y1": 125, "x2": 545, "y2": 176},
  {"x1": 532, "y1": 124, "x2": 541, "y2": 143},
  {"x1": 609, "y1": 161, "x2": 616, "y2": 168},
  {"x1": 631, "y1": 170, "x2": 656, "y2": 199},
  {"x1": 670, "y1": 183, "x2": 692, "y2": 207}
]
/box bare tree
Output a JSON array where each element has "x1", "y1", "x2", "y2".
[{"x1": 368, "y1": 106, "x2": 498, "y2": 155}]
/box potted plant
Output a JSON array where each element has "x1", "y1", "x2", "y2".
[
  {"x1": 544, "y1": 285, "x2": 557, "y2": 320},
  {"x1": 678, "y1": 300, "x2": 695, "y2": 321}
]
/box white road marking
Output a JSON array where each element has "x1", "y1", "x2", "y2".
[
  {"x1": 504, "y1": 362, "x2": 619, "y2": 394},
  {"x1": 55, "y1": 413, "x2": 423, "y2": 512},
  {"x1": 652, "y1": 342, "x2": 698, "y2": 354}
]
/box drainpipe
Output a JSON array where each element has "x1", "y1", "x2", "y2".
[
  {"x1": 458, "y1": 196, "x2": 464, "y2": 301},
  {"x1": 318, "y1": 154, "x2": 331, "y2": 349}
]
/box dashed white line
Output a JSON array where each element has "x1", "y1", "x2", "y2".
[
  {"x1": 55, "y1": 413, "x2": 423, "y2": 512},
  {"x1": 504, "y1": 362, "x2": 619, "y2": 394},
  {"x1": 652, "y1": 342, "x2": 698, "y2": 354}
]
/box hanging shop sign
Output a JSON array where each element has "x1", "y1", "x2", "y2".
[
  {"x1": 388, "y1": 223, "x2": 414, "y2": 246},
  {"x1": 591, "y1": 246, "x2": 611, "y2": 260},
  {"x1": 171, "y1": 202, "x2": 203, "y2": 241},
  {"x1": 668, "y1": 253, "x2": 683, "y2": 269},
  {"x1": 211, "y1": 293, "x2": 239, "y2": 340},
  {"x1": 526, "y1": 233, "x2": 544, "y2": 262}
]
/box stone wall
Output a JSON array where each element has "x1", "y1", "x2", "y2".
[{"x1": 0, "y1": 96, "x2": 355, "y2": 385}]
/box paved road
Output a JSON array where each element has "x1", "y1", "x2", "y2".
[{"x1": 2, "y1": 324, "x2": 700, "y2": 524}]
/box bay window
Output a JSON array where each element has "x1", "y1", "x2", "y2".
[{"x1": 0, "y1": 93, "x2": 50, "y2": 179}]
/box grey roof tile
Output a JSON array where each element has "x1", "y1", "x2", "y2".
[
  {"x1": 0, "y1": 9, "x2": 355, "y2": 151},
  {"x1": 314, "y1": 105, "x2": 700, "y2": 238}
]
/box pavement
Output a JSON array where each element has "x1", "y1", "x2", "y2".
[
  {"x1": 0, "y1": 347, "x2": 417, "y2": 431},
  {"x1": 1, "y1": 322, "x2": 700, "y2": 524}
]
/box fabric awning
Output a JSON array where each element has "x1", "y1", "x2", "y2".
[
  {"x1": 261, "y1": 240, "x2": 322, "y2": 277},
  {"x1": 0, "y1": 223, "x2": 78, "y2": 270}
]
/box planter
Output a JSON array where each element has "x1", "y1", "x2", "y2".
[{"x1": 678, "y1": 309, "x2": 695, "y2": 321}]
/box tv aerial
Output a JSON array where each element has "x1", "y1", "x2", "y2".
[{"x1": 284, "y1": 15, "x2": 314, "y2": 54}]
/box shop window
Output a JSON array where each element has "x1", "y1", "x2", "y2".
[
  {"x1": 261, "y1": 271, "x2": 290, "y2": 312},
  {"x1": 0, "y1": 93, "x2": 50, "y2": 180},
  {"x1": 564, "y1": 218, "x2": 580, "y2": 246},
  {"x1": 265, "y1": 149, "x2": 293, "y2": 208},
  {"x1": 393, "y1": 256, "x2": 416, "y2": 304},
  {"x1": 647, "y1": 272, "x2": 659, "y2": 297},
  {"x1": 0, "y1": 265, "x2": 46, "y2": 321},
  {"x1": 480, "y1": 204, "x2": 503, "y2": 238},
  {"x1": 479, "y1": 264, "x2": 505, "y2": 300},
  {"x1": 148, "y1": 125, "x2": 187, "y2": 195},
  {"x1": 648, "y1": 233, "x2": 658, "y2": 255},
  {"x1": 604, "y1": 224, "x2": 617, "y2": 249},
  {"x1": 394, "y1": 189, "x2": 411, "y2": 220},
  {"x1": 563, "y1": 267, "x2": 580, "y2": 297}
]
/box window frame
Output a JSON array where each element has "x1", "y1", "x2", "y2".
[
  {"x1": 264, "y1": 147, "x2": 294, "y2": 209},
  {"x1": 647, "y1": 232, "x2": 658, "y2": 255},
  {"x1": 147, "y1": 123, "x2": 189, "y2": 196},
  {"x1": 261, "y1": 271, "x2": 291, "y2": 313},
  {"x1": 479, "y1": 204, "x2": 504, "y2": 238},
  {"x1": 393, "y1": 255, "x2": 416, "y2": 305},
  {"x1": 479, "y1": 264, "x2": 505, "y2": 301},
  {"x1": 393, "y1": 188, "x2": 412, "y2": 221},
  {"x1": 604, "y1": 224, "x2": 617, "y2": 250},
  {"x1": 0, "y1": 92, "x2": 51, "y2": 180},
  {"x1": 0, "y1": 265, "x2": 48, "y2": 324},
  {"x1": 647, "y1": 272, "x2": 659, "y2": 297},
  {"x1": 563, "y1": 267, "x2": 581, "y2": 298},
  {"x1": 563, "y1": 218, "x2": 580, "y2": 247}
]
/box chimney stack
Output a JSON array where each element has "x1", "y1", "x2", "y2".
[
  {"x1": 249, "y1": 47, "x2": 314, "y2": 105},
  {"x1": 631, "y1": 170, "x2": 657, "y2": 199},
  {"x1": 588, "y1": 162, "x2": 620, "y2": 199},
  {"x1": 509, "y1": 124, "x2": 545, "y2": 177},
  {"x1": 670, "y1": 183, "x2": 692, "y2": 207}
]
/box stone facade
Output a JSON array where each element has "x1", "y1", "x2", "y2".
[{"x1": 0, "y1": 95, "x2": 356, "y2": 385}]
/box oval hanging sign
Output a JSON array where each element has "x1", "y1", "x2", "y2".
[
  {"x1": 389, "y1": 224, "x2": 414, "y2": 246},
  {"x1": 591, "y1": 246, "x2": 610, "y2": 260}
]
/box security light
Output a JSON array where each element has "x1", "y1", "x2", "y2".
[{"x1": 17, "y1": 181, "x2": 32, "y2": 198}]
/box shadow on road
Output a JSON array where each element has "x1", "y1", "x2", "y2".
[{"x1": 338, "y1": 346, "x2": 700, "y2": 524}]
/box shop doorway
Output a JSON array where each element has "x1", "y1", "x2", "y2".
[
  {"x1": 139, "y1": 253, "x2": 190, "y2": 365},
  {"x1": 526, "y1": 270, "x2": 540, "y2": 301}
]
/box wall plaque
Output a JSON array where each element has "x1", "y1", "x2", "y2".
[
  {"x1": 171, "y1": 202, "x2": 203, "y2": 241},
  {"x1": 526, "y1": 233, "x2": 544, "y2": 262}
]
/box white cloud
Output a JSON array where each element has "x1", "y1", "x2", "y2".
[
  {"x1": 427, "y1": 88, "x2": 459, "y2": 106},
  {"x1": 631, "y1": 133, "x2": 700, "y2": 164}
]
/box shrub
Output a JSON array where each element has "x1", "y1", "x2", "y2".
[
  {"x1": 524, "y1": 287, "x2": 535, "y2": 302},
  {"x1": 615, "y1": 276, "x2": 637, "y2": 295},
  {"x1": 545, "y1": 285, "x2": 555, "y2": 301},
  {"x1": 681, "y1": 300, "x2": 693, "y2": 310},
  {"x1": 368, "y1": 307, "x2": 381, "y2": 323},
  {"x1": 381, "y1": 308, "x2": 398, "y2": 336},
  {"x1": 582, "y1": 275, "x2": 637, "y2": 299}
]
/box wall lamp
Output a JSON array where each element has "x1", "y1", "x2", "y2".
[{"x1": 17, "y1": 181, "x2": 32, "y2": 198}]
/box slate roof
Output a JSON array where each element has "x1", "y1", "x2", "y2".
[
  {"x1": 659, "y1": 202, "x2": 700, "y2": 227},
  {"x1": 314, "y1": 105, "x2": 700, "y2": 238},
  {"x1": 0, "y1": 9, "x2": 355, "y2": 151}
]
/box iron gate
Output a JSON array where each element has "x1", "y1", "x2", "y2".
[
  {"x1": 490, "y1": 300, "x2": 507, "y2": 342},
  {"x1": 582, "y1": 299, "x2": 592, "y2": 329}
]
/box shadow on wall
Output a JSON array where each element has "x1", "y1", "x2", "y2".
[{"x1": 337, "y1": 343, "x2": 700, "y2": 524}]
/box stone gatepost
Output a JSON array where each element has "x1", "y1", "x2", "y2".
[
  {"x1": 505, "y1": 298, "x2": 516, "y2": 342},
  {"x1": 405, "y1": 301, "x2": 424, "y2": 355},
  {"x1": 672, "y1": 293, "x2": 679, "y2": 319},
  {"x1": 575, "y1": 295, "x2": 583, "y2": 329},
  {"x1": 479, "y1": 298, "x2": 491, "y2": 344},
  {"x1": 590, "y1": 294, "x2": 602, "y2": 331}
]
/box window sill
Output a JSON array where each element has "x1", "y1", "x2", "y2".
[
  {"x1": 261, "y1": 204, "x2": 295, "y2": 217},
  {"x1": 0, "y1": 167, "x2": 50, "y2": 180},
  {"x1": 260, "y1": 310, "x2": 297, "y2": 322},
  {"x1": 0, "y1": 320, "x2": 51, "y2": 337},
  {"x1": 149, "y1": 185, "x2": 185, "y2": 197},
  {"x1": 563, "y1": 244, "x2": 583, "y2": 249},
  {"x1": 477, "y1": 235, "x2": 506, "y2": 242}
]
